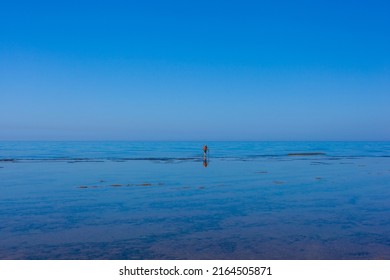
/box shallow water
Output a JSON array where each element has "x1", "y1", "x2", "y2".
[{"x1": 1, "y1": 141, "x2": 390, "y2": 259}]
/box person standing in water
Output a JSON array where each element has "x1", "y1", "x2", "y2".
[
  {"x1": 202, "y1": 145, "x2": 209, "y2": 167},
  {"x1": 203, "y1": 145, "x2": 208, "y2": 158}
]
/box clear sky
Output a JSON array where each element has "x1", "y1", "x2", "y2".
[{"x1": 1, "y1": 0, "x2": 389, "y2": 141}]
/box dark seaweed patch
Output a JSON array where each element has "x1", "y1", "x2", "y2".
[{"x1": 137, "y1": 183, "x2": 152, "y2": 187}]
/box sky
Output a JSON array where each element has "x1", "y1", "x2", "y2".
[{"x1": 0, "y1": 0, "x2": 389, "y2": 141}]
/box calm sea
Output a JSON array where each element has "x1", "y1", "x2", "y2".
[{"x1": 1, "y1": 141, "x2": 390, "y2": 259}]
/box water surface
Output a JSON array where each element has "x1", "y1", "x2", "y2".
[{"x1": 1, "y1": 141, "x2": 389, "y2": 259}]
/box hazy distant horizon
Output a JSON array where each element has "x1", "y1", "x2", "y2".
[{"x1": 1, "y1": 139, "x2": 389, "y2": 143}]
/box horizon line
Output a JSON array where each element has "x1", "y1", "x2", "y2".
[{"x1": 0, "y1": 139, "x2": 389, "y2": 142}]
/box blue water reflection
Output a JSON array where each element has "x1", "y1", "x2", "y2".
[{"x1": 0, "y1": 142, "x2": 389, "y2": 259}]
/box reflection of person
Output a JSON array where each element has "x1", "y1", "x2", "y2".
[
  {"x1": 203, "y1": 158, "x2": 208, "y2": 167},
  {"x1": 203, "y1": 145, "x2": 208, "y2": 157}
]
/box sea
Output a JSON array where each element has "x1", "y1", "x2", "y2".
[{"x1": 1, "y1": 141, "x2": 389, "y2": 259}]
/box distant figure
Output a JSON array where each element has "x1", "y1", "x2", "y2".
[{"x1": 203, "y1": 145, "x2": 208, "y2": 158}]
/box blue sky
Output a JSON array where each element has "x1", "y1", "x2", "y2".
[{"x1": 1, "y1": 0, "x2": 389, "y2": 140}]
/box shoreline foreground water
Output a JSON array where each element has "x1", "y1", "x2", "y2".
[{"x1": 1, "y1": 141, "x2": 390, "y2": 259}]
